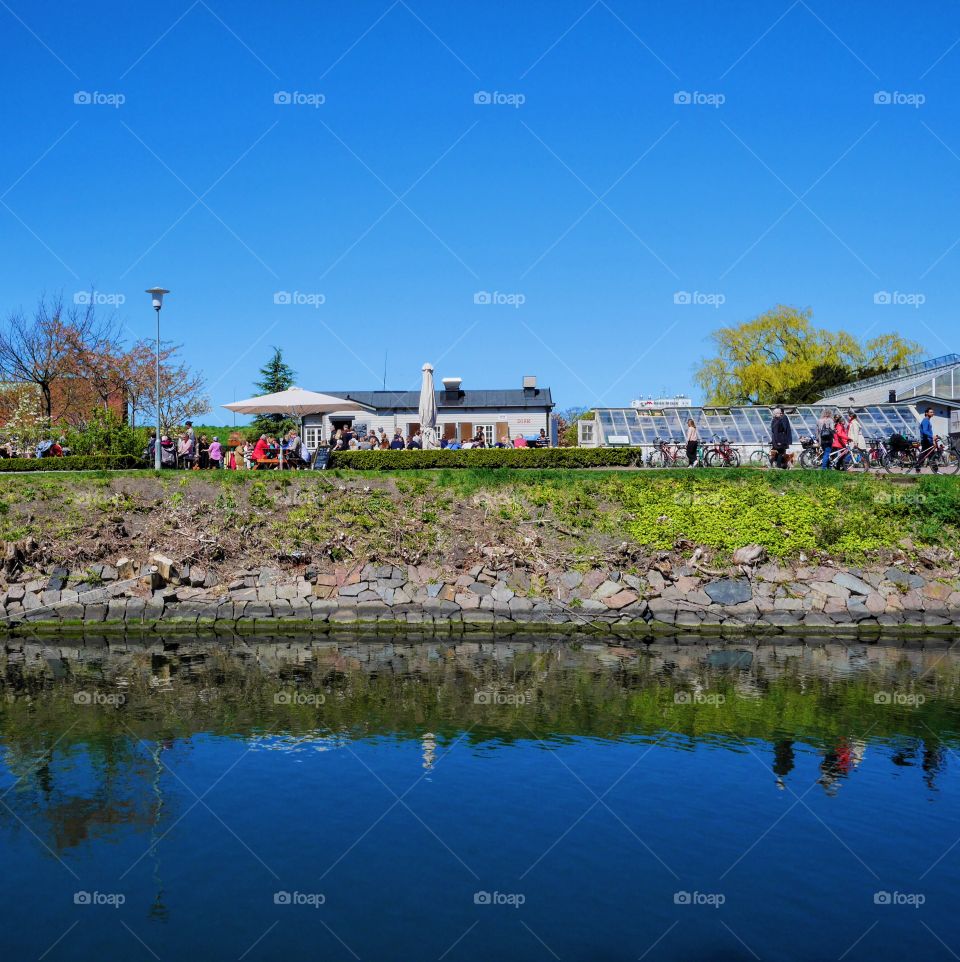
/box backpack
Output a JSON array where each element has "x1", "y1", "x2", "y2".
[{"x1": 819, "y1": 423, "x2": 834, "y2": 447}]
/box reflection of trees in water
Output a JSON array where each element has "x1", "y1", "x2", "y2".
[{"x1": 0, "y1": 637, "x2": 956, "y2": 853}]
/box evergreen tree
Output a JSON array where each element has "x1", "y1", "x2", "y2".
[{"x1": 252, "y1": 347, "x2": 296, "y2": 432}]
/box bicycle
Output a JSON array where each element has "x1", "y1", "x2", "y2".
[
  {"x1": 747, "y1": 444, "x2": 772, "y2": 466},
  {"x1": 646, "y1": 437, "x2": 687, "y2": 468},
  {"x1": 798, "y1": 436, "x2": 822, "y2": 469},
  {"x1": 895, "y1": 435, "x2": 960, "y2": 474},
  {"x1": 703, "y1": 436, "x2": 741, "y2": 468}
]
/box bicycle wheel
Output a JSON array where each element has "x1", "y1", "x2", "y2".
[
  {"x1": 847, "y1": 450, "x2": 868, "y2": 472},
  {"x1": 647, "y1": 450, "x2": 666, "y2": 468},
  {"x1": 748, "y1": 449, "x2": 767, "y2": 466},
  {"x1": 726, "y1": 449, "x2": 741, "y2": 468},
  {"x1": 941, "y1": 447, "x2": 960, "y2": 474},
  {"x1": 799, "y1": 449, "x2": 819, "y2": 470}
]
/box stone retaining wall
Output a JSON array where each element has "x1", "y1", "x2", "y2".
[{"x1": 3, "y1": 555, "x2": 959, "y2": 638}]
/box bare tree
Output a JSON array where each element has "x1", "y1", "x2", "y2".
[
  {"x1": 0, "y1": 295, "x2": 78, "y2": 425},
  {"x1": 123, "y1": 339, "x2": 208, "y2": 431}
]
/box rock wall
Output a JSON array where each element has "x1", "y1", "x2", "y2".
[{"x1": 2, "y1": 554, "x2": 959, "y2": 637}]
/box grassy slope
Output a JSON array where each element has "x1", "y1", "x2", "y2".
[{"x1": 0, "y1": 468, "x2": 957, "y2": 571}]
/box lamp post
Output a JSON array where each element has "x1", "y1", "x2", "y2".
[{"x1": 145, "y1": 288, "x2": 169, "y2": 470}]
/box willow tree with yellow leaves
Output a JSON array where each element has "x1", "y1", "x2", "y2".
[{"x1": 694, "y1": 306, "x2": 923, "y2": 405}]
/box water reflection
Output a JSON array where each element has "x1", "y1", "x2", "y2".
[{"x1": 0, "y1": 633, "x2": 958, "y2": 960}]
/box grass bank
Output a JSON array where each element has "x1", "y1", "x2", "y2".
[{"x1": 0, "y1": 468, "x2": 957, "y2": 573}]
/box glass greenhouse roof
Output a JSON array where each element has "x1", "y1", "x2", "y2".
[{"x1": 594, "y1": 405, "x2": 921, "y2": 446}]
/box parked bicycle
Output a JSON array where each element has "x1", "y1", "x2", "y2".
[
  {"x1": 646, "y1": 437, "x2": 687, "y2": 468},
  {"x1": 702, "y1": 436, "x2": 741, "y2": 468}
]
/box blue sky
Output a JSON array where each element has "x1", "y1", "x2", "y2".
[{"x1": 2, "y1": 0, "x2": 960, "y2": 414}]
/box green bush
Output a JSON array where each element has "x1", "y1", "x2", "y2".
[
  {"x1": 0, "y1": 455, "x2": 143, "y2": 472},
  {"x1": 63, "y1": 409, "x2": 150, "y2": 458},
  {"x1": 328, "y1": 448, "x2": 641, "y2": 470}
]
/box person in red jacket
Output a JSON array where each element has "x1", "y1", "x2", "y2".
[
  {"x1": 831, "y1": 414, "x2": 849, "y2": 468},
  {"x1": 251, "y1": 435, "x2": 269, "y2": 463}
]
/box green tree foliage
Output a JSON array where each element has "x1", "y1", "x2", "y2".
[
  {"x1": 695, "y1": 306, "x2": 923, "y2": 404},
  {"x1": 252, "y1": 347, "x2": 296, "y2": 433}
]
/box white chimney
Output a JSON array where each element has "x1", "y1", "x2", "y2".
[{"x1": 442, "y1": 377, "x2": 462, "y2": 392}]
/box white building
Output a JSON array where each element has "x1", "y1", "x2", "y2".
[{"x1": 302, "y1": 376, "x2": 555, "y2": 448}]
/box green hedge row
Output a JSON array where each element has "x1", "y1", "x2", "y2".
[
  {"x1": 328, "y1": 448, "x2": 641, "y2": 470},
  {"x1": 0, "y1": 455, "x2": 144, "y2": 472}
]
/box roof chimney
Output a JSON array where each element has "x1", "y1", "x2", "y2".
[
  {"x1": 523, "y1": 375, "x2": 537, "y2": 396},
  {"x1": 442, "y1": 377, "x2": 462, "y2": 396}
]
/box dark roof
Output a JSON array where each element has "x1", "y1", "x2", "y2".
[{"x1": 317, "y1": 388, "x2": 554, "y2": 411}]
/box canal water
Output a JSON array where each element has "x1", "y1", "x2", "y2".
[{"x1": 0, "y1": 634, "x2": 958, "y2": 961}]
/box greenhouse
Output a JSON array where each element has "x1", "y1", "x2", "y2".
[{"x1": 579, "y1": 404, "x2": 925, "y2": 449}]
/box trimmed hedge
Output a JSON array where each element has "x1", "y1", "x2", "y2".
[
  {"x1": 0, "y1": 455, "x2": 144, "y2": 472},
  {"x1": 328, "y1": 448, "x2": 641, "y2": 470}
]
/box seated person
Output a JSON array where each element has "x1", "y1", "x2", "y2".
[
  {"x1": 407, "y1": 433, "x2": 422, "y2": 449},
  {"x1": 358, "y1": 435, "x2": 373, "y2": 450},
  {"x1": 439, "y1": 437, "x2": 448, "y2": 449},
  {"x1": 447, "y1": 439, "x2": 461, "y2": 450},
  {"x1": 251, "y1": 435, "x2": 269, "y2": 461},
  {"x1": 389, "y1": 431, "x2": 405, "y2": 450},
  {"x1": 513, "y1": 434, "x2": 529, "y2": 448}
]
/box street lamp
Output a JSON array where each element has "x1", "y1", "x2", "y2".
[{"x1": 145, "y1": 288, "x2": 169, "y2": 470}]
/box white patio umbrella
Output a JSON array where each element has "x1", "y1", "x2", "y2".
[
  {"x1": 223, "y1": 387, "x2": 372, "y2": 467},
  {"x1": 418, "y1": 363, "x2": 438, "y2": 449}
]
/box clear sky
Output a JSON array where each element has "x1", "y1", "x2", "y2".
[{"x1": 2, "y1": 0, "x2": 960, "y2": 414}]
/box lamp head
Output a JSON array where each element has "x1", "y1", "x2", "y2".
[{"x1": 145, "y1": 287, "x2": 170, "y2": 311}]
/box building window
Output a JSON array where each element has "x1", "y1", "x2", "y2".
[
  {"x1": 304, "y1": 426, "x2": 323, "y2": 450},
  {"x1": 581, "y1": 422, "x2": 595, "y2": 443}
]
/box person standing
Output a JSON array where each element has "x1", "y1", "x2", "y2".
[
  {"x1": 846, "y1": 412, "x2": 864, "y2": 458},
  {"x1": 770, "y1": 407, "x2": 792, "y2": 469},
  {"x1": 685, "y1": 418, "x2": 699, "y2": 467},
  {"x1": 832, "y1": 413, "x2": 849, "y2": 468},
  {"x1": 917, "y1": 407, "x2": 936, "y2": 471},
  {"x1": 208, "y1": 437, "x2": 223, "y2": 469},
  {"x1": 817, "y1": 409, "x2": 834, "y2": 469}
]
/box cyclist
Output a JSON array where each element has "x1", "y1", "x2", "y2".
[
  {"x1": 817, "y1": 409, "x2": 834, "y2": 469},
  {"x1": 770, "y1": 407, "x2": 792, "y2": 469},
  {"x1": 917, "y1": 407, "x2": 935, "y2": 472}
]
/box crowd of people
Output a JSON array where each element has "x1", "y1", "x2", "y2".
[
  {"x1": 326, "y1": 426, "x2": 549, "y2": 451},
  {"x1": 146, "y1": 421, "x2": 314, "y2": 470}
]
